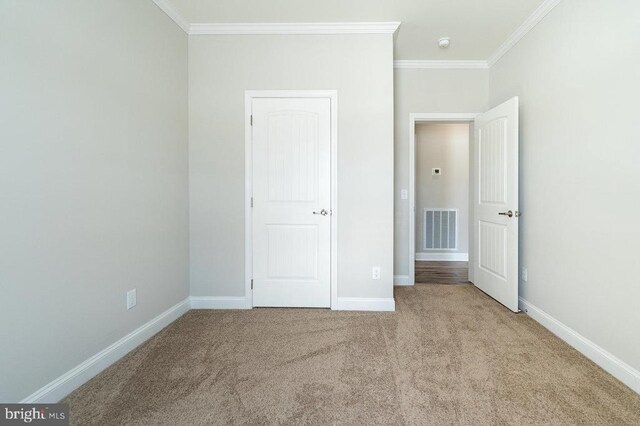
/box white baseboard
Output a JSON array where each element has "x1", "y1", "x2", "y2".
[
  {"x1": 19, "y1": 292, "x2": 400, "y2": 403},
  {"x1": 393, "y1": 275, "x2": 412, "y2": 286},
  {"x1": 190, "y1": 296, "x2": 251, "y2": 309},
  {"x1": 336, "y1": 297, "x2": 395, "y2": 312},
  {"x1": 416, "y1": 252, "x2": 469, "y2": 261},
  {"x1": 519, "y1": 298, "x2": 640, "y2": 395},
  {"x1": 21, "y1": 298, "x2": 190, "y2": 403}
]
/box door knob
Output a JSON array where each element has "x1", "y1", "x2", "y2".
[
  {"x1": 313, "y1": 209, "x2": 328, "y2": 216},
  {"x1": 498, "y1": 210, "x2": 513, "y2": 217}
]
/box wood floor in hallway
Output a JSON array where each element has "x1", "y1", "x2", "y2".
[{"x1": 415, "y1": 260, "x2": 469, "y2": 284}]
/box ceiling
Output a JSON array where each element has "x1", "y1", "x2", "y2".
[{"x1": 166, "y1": 0, "x2": 546, "y2": 60}]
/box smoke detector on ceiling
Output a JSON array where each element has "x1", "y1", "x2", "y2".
[{"x1": 438, "y1": 37, "x2": 451, "y2": 48}]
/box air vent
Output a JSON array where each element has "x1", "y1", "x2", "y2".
[{"x1": 424, "y1": 209, "x2": 457, "y2": 250}]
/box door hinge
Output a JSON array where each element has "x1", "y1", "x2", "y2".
[
  {"x1": 251, "y1": 279, "x2": 253, "y2": 289},
  {"x1": 251, "y1": 197, "x2": 253, "y2": 207},
  {"x1": 250, "y1": 115, "x2": 253, "y2": 126}
]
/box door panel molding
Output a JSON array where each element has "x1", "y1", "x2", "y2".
[
  {"x1": 473, "y1": 97, "x2": 519, "y2": 312},
  {"x1": 245, "y1": 90, "x2": 338, "y2": 309}
]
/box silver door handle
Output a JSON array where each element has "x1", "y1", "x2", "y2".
[
  {"x1": 498, "y1": 210, "x2": 513, "y2": 217},
  {"x1": 313, "y1": 209, "x2": 328, "y2": 216}
]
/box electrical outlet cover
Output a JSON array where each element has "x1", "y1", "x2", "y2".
[
  {"x1": 372, "y1": 266, "x2": 381, "y2": 280},
  {"x1": 127, "y1": 289, "x2": 137, "y2": 310}
]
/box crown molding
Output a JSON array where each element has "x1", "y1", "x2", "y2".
[
  {"x1": 150, "y1": 0, "x2": 560, "y2": 67},
  {"x1": 149, "y1": 0, "x2": 400, "y2": 36},
  {"x1": 150, "y1": 0, "x2": 189, "y2": 33},
  {"x1": 189, "y1": 22, "x2": 401, "y2": 35},
  {"x1": 394, "y1": 60, "x2": 488, "y2": 69},
  {"x1": 488, "y1": 0, "x2": 562, "y2": 66}
]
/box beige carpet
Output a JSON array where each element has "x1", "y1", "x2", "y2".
[{"x1": 64, "y1": 285, "x2": 640, "y2": 425}]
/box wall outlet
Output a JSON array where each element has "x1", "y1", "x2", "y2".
[
  {"x1": 400, "y1": 189, "x2": 408, "y2": 200},
  {"x1": 372, "y1": 266, "x2": 381, "y2": 280},
  {"x1": 521, "y1": 267, "x2": 528, "y2": 283},
  {"x1": 126, "y1": 289, "x2": 137, "y2": 310},
  {"x1": 432, "y1": 168, "x2": 441, "y2": 176}
]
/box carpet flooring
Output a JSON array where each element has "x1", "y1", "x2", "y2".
[{"x1": 64, "y1": 285, "x2": 640, "y2": 425}]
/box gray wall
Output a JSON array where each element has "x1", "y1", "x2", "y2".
[
  {"x1": 490, "y1": 0, "x2": 640, "y2": 372},
  {"x1": 189, "y1": 35, "x2": 395, "y2": 299},
  {"x1": 394, "y1": 69, "x2": 488, "y2": 277},
  {"x1": 0, "y1": 1, "x2": 189, "y2": 402},
  {"x1": 415, "y1": 123, "x2": 469, "y2": 254}
]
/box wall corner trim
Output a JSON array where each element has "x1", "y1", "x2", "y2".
[
  {"x1": 20, "y1": 298, "x2": 191, "y2": 403},
  {"x1": 189, "y1": 22, "x2": 401, "y2": 35},
  {"x1": 394, "y1": 60, "x2": 488, "y2": 69},
  {"x1": 189, "y1": 296, "x2": 252, "y2": 310},
  {"x1": 487, "y1": 0, "x2": 563, "y2": 66},
  {"x1": 519, "y1": 297, "x2": 640, "y2": 395},
  {"x1": 150, "y1": 0, "x2": 190, "y2": 33},
  {"x1": 336, "y1": 297, "x2": 396, "y2": 312}
]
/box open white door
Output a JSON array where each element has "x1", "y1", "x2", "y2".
[
  {"x1": 472, "y1": 97, "x2": 519, "y2": 312},
  {"x1": 251, "y1": 97, "x2": 331, "y2": 308}
]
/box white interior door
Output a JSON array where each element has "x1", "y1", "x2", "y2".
[
  {"x1": 473, "y1": 97, "x2": 519, "y2": 312},
  {"x1": 252, "y1": 97, "x2": 331, "y2": 307}
]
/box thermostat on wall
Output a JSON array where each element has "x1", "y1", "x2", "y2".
[{"x1": 432, "y1": 168, "x2": 441, "y2": 176}]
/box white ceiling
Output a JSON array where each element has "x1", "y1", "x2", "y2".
[{"x1": 165, "y1": 0, "x2": 546, "y2": 60}]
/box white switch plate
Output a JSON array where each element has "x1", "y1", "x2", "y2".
[
  {"x1": 400, "y1": 189, "x2": 408, "y2": 200},
  {"x1": 521, "y1": 267, "x2": 528, "y2": 282},
  {"x1": 372, "y1": 266, "x2": 381, "y2": 280},
  {"x1": 126, "y1": 289, "x2": 137, "y2": 310},
  {"x1": 432, "y1": 168, "x2": 441, "y2": 176}
]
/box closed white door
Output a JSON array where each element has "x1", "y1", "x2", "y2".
[
  {"x1": 252, "y1": 98, "x2": 331, "y2": 307},
  {"x1": 473, "y1": 97, "x2": 519, "y2": 312}
]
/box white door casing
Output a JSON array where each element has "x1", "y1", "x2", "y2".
[
  {"x1": 473, "y1": 97, "x2": 519, "y2": 312},
  {"x1": 407, "y1": 113, "x2": 479, "y2": 286},
  {"x1": 251, "y1": 97, "x2": 332, "y2": 307}
]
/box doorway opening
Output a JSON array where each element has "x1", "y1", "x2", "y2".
[
  {"x1": 414, "y1": 120, "x2": 471, "y2": 284},
  {"x1": 407, "y1": 99, "x2": 520, "y2": 311},
  {"x1": 408, "y1": 113, "x2": 478, "y2": 286}
]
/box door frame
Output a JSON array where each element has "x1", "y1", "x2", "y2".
[
  {"x1": 408, "y1": 113, "x2": 479, "y2": 286},
  {"x1": 245, "y1": 90, "x2": 338, "y2": 309}
]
